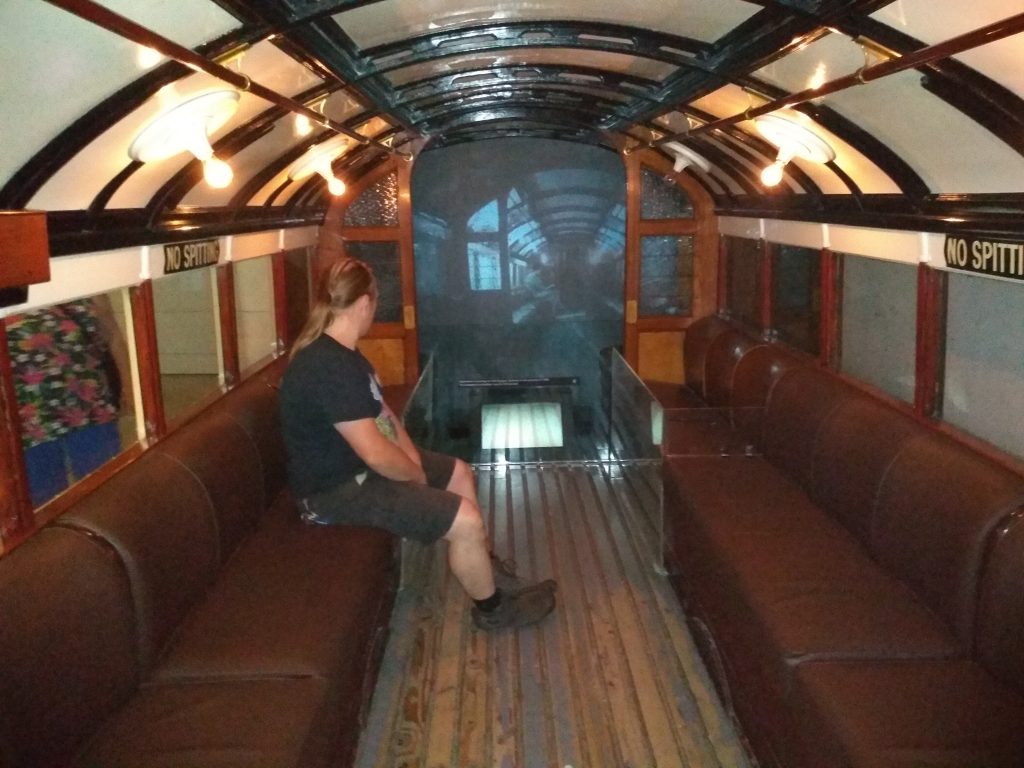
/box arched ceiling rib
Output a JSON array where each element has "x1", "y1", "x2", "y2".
[{"x1": 1, "y1": 0, "x2": 1023, "y2": 254}]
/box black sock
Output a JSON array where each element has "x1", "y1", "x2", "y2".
[{"x1": 474, "y1": 589, "x2": 503, "y2": 613}]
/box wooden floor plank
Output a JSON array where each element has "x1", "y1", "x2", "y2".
[{"x1": 355, "y1": 463, "x2": 751, "y2": 768}]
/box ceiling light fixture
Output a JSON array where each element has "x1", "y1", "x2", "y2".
[
  {"x1": 287, "y1": 134, "x2": 350, "y2": 196},
  {"x1": 128, "y1": 89, "x2": 240, "y2": 189},
  {"x1": 753, "y1": 114, "x2": 835, "y2": 187},
  {"x1": 663, "y1": 141, "x2": 711, "y2": 174}
]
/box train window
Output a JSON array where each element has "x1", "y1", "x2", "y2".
[
  {"x1": 943, "y1": 273, "x2": 1024, "y2": 459},
  {"x1": 342, "y1": 241, "x2": 403, "y2": 323},
  {"x1": 640, "y1": 167, "x2": 694, "y2": 219},
  {"x1": 152, "y1": 267, "x2": 223, "y2": 422},
  {"x1": 5, "y1": 290, "x2": 138, "y2": 509},
  {"x1": 724, "y1": 236, "x2": 761, "y2": 329},
  {"x1": 839, "y1": 255, "x2": 916, "y2": 402},
  {"x1": 467, "y1": 199, "x2": 502, "y2": 291},
  {"x1": 233, "y1": 256, "x2": 277, "y2": 373},
  {"x1": 639, "y1": 235, "x2": 694, "y2": 316},
  {"x1": 283, "y1": 247, "x2": 313, "y2": 346},
  {"x1": 468, "y1": 242, "x2": 502, "y2": 291},
  {"x1": 772, "y1": 244, "x2": 820, "y2": 355},
  {"x1": 343, "y1": 171, "x2": 399, "y2": 227}
]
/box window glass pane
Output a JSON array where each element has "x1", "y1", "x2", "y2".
[
  {"x1": 725, "y1": 236, "x2": 761, "y2": 328},
  {"x1": 343, "y1": 241, "x2": 402, "y2": 322},
  {"x1": 640, "y1": 168, "x2": 693, "y2": 220},
  {"x1": 284, "y1": 246, "x2": 312, "y2": 346},
  {"x1": 773, "y1": 244, "x2": 820, "y2": 355},
  {"x1": 944, "y1": 273, "x2": 1024, "y2": 459},
  {"x1": 233, "y1": 257, "x2": 277, "y2": 373},
  {"x1": 5, "y1": 289, "x2": 138, "y2": 508},
  {"x1": 468, "y1": 241, "x2": 502, "y2": 291},
  {"x1": 468, "y1": 200, "x2": 499, "y2": 233},
  {"x1": 343, "y1": 171, "x2": 399, "y2": 227},
  {"x1": 839, "y1": 255, "x2": 916, "y2": 402},
  {"x1": 153, "y1": 268, "x2": 222, "y2": 421},
  {"x1": 640, "y1": 235, "x2": 693, "y2": 316}
]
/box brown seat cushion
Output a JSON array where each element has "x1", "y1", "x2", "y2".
[
  {"x1": 73, "y1": 677, "x2": 345, "y2": 768},
  {"x1": 665, "y1": 457, "x2": 959, "y2": 699},
  {"x1": 0, "y1": 527, "x2": 140, "y2": 768},
  {"x1": 153, "y1": 524, "x2": 397, "y2": 682},
  {"x1": 791, "y1": 659, "x2": 1024, "y2": 768}
]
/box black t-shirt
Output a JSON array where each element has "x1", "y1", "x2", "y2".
[{"x1": 279, "y1": 334, "x2": 385, "y2": 497}]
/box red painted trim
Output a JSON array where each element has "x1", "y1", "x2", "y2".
[
  {"x1": 717, "y1": 238, "x2": 728, "y2": 311},
  {"x1": 130, "y1": 280, "x2": 166, "y2": 439},
  {"x1": 760, "y1": 240, "x2": 774, "y2": 332},
  {"x1": 819, "y1": 248, "x2": 841, "y2": 368},
  {"x1": 914, "y1": 263, "x2": 947, "y2": 419},
  {"x1": 217, "y1": 263, "x2": 240, "y2": 388}
]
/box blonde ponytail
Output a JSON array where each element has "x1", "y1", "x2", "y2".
[{"x1": 290, "y1": 258, "x2": 376, "y2": 359}]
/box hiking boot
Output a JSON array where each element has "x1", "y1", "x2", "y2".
[
  {"x1": 490, "y1": 552, "x2": 558, "y2": 594},
  {"x1": 472, "y1": 582, "x2": 556, "y2": 630}
]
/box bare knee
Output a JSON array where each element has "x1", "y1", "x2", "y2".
[
  {"x1": 444, "y1": 499, "x2": 486, "y2": 545},
  {"x1": 448, "y1": 458, "x2": 474, "y2": 493}
]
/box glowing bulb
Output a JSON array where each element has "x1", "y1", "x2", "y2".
[
  {"x1": 136, "y1": 45, "x2": 163, "y2": 69},
  {"x1": 760, "y1": 161, "x2": 785, "y2": 187},
  {"x1": 327, "y1": 176, "x2": 346, "y2": 196},
  {"x1": 294, "y1": 113, "x2": 313, "y2": 137},
  {"x1": 203, "y1": 156, "x2": 233, "y2": 188}
]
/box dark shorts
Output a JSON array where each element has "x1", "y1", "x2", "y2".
[{"x1": 300, "y1": 450, "x2": 461, "y2": 543}]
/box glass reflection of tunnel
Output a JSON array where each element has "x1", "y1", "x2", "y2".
[{"x1": 412, "y1": 138, "x2": 625, "y2": 462}]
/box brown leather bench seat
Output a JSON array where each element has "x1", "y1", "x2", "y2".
[
  {"x1": 661, "y1": 316, "x2": 1024, "y2": 768},
  {"x1": 0, "y1": 360, "x2": 400, "y2": 768}
]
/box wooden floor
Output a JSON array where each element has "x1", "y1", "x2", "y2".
[{"x1": 354, "y1": 462, "x2": 751, "y2": 768}]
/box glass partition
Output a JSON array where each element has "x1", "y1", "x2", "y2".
[
  {"x1": 233, "y1": 256, "x2": 277, "y2": 373},
  {"x1": 839, "y1": 254, "x2": 916, "y2": 402},
  {"x1": 283, "y1": 246, "x2": 313, "y2": 347},
  {"x1": 152, "y1": 267, "x2": 223, "y2": 421},
  {"x1": 724, "y1": 235, "x2": 761, "y2": 329},
  {"x1": 944, "y1": 272, "x2": 1024, "y2": 459},
  {"x1": 5, "y1": 289, "x2": 139, "y2": 508},
  {"x1": 772, "y1": 244, "x2": 820, "y2": 355}
]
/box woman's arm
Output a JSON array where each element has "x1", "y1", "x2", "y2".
[
  {"x1": 336, "y1": 417, "x2": 426, "y2": 483},
  {"x1": 380, "y1": 400, "x2": 422, "y2": 467}
]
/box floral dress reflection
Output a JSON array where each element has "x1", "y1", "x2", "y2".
[{"x1": 6, "y1": 297, "x2": 128, "y2": 507}]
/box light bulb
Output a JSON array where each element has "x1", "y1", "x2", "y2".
[
  {"x1": 760, "y1": 161, "x2": 785, "y2": 187},
  {"x1": 203, "y1": 156, "x2": 233, "y2": 188},
  {"x1": 136, "y1": 45, "x2": 163, "y2": 69},
  {"x1": 327, "y1": 176, "x2": 346, "y2": 196},
  {"x1": 294, "y1": 113, "x2": 312, "y2": 137}
]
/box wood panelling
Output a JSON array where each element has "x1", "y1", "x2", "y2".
[
  {"x1": 638, "y1": 331, "x2": 685, "y2": 384},
  {"x1": 626, "y1": 150, "x2": 718, "y2": 380},
  {"x1": 358, "y1": 337, "x2": 405, "y2": 386},
  {"x1": 0, "y1": 211, "x2": 50, "y2": 288}
]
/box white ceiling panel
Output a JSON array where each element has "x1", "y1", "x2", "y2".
[
  {"x1": 335, "y1": 0, "x2": 760, "y2": 50},
  {"x1": 871, "y1": 0, "x2": 1024, "y2": 98},
  {"x1": 0, "y1": 1, "x2": 144, "y2": 186},
  {"x1": 95, "y1": 0, "x2": 241, "y2": 49},
  {"x1": 29, "y1": 40, "x2": 324, "y2": 210},
  {"x1": 825, "y1": 70, "x2": 1024, "y2": 193}
]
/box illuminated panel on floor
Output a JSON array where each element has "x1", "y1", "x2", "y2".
[{"x1": 480, "y1": 402, "x2": 563, "y2": 450}]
